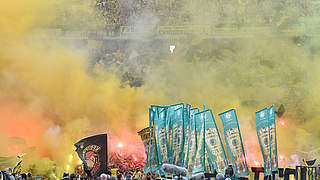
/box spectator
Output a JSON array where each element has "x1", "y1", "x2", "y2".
[
  {"x1": 117, "y1": 173, "x2": 123, "y2": 180},
  {"x1": 133, "y1": 168, "x2": 141, "y2": 180},
  {"x1": 76, "y1": 175, "x2": 81, "y2": 180},
  {"x1": 62, "y1": 172, "x2": 70, "y2": 180},
  {"x1": 124, "y1": 173, "x2": 132, "y2": 180},
  {"x1": 111, "y1": 167, "x2": 118, "y2": 178},
  {"x1": 216, "y1": 173, "x2": 225, "y2": 180},
  {"x1": 4, "y1": 168, "x2": 15, "y2": 180},
  {"x1": 70, "y1": 173, "x2": 77, "y2": 180},
  {"x1": 21, "y1": 173, "x2": 28, "y2": 180},
  {"x1": 220, "y1": 166, "x2": 237, "y2": 180},
  {"x1": 100, "y1": 173, "x2": 108, "y2": 180}
]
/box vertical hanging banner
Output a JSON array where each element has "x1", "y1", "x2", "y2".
[
  {"x1": 172, "y1": 107, "x2": 184, "y2": 166},
  {"x1": 204, "y1": 148, "x2": 214, "y2": 173},
  {"x1": 74, "y1": 134, "x2": 108, "y2": 178},
  {"x1": 150, "y1": 106, "x2": 160, "y2": 171},
  {"x1": 204, "y1": 110, "x2": 228, "y2": 174},
  {"x1": 219, "y1": 109, "x2": 249, "y2": 177},
  {"x1": 182, "y1": 104, "x2": 191, "y2": 167},
  {"x1": 143, "y1": 108, "x2": 154, "y2": 173},
  {"x1": 166, "y1": 103, "x2": 184, "y2": 164},
  {"x1": 255, "y1": 108, "x2": 272, "y2": 176},
  {"x1": 269, "y1": 105, "x2": 278, "y2": 172},
  {"x1": 155, "y1": 106, "x2": 169, "y2": 165},
  {"x1": 192, "y1": 111, "x2": 205, "y2": 174},
  {"x1": 187, "y1": 108, "x2": 199, "y2": 174}
]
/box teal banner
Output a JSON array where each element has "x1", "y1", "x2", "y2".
[
  {"x1": 192, "y1": 111, "x2": 205, "y2": 174},
  {"x1": 166, "y1": 103, "x2": 184, "y2": 164},
  {"x1": 255, "y1": 108, "x2": 272, "y2": 176},
  {"x1": 182, "y1": 104, "x2": 191, "y2": 168},
  {"x1": 203, "y1": 110, "x2": 228, "y2": 173},
  {"x1": 149, "y1": 106, "x2": 160, "y2": 171},
  {"x1": 143, "y1": 108, "x2": 154, "y2": 173},
  {"x1": 269, "y1": 105, "x2": 278, "y2": 172},
  {"x1": 172, "y1": 107, "x2": 184, "y2": 166},
  {"x1": 153, "y1": 106, "x2": 169, "y2": 167},
  {"x1": 186, "y1": 108, "x2": 199, "y2": 175},
  {"x1": 204, "y1": 147, "x2": 215, "y2": 173},
  {"x1": 219, "y1": 109, "x2": 249, "y2": 177}
]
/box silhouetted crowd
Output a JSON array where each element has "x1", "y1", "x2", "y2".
[
  {"x1": 0, "y1": 165, "x2": 240, "y2": 180},
  {"x1": 60, "y1": 166, "x2": 238, "y2": 180},
  {"x1": 0, "y1": 168, "x2": 31, "y2": 180}
]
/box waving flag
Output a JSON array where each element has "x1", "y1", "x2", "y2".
[
  {"x1": 182, "y1": 104, "x2": 191, "y2": 167},
  {"x1": 166, "y1": 103, "x2": 184, "y2": 163},
  {"x1": 219, "y1": 109, "x2": 249, "y2": 177},
  {"x1": 255, "y1": 108, "x2": 272, "y2": 176},
  {"x1": 74, "y1": 134, "x2": 108, "y2": 178},
  {"x1": 192, "y1": 111, "x2": 206, "y2": 174},
  {"x1": 203, "y1": 110, "x2": 228, "y2": 173},
  {"x1": 269, "y1": 105, "x2": 278, "y2": 172},
  {"x1": 150, "y1": 106, "x2": 161, "y2": 171},
  {"x1": 143, "y1": 108, "x2": 155, "y2": 173},
  {"x1": 172, "y1": 107, "x2": 184, "y2": 166},
  {"x1": 187, "y1": 108, "x2": 199, "y2": 174}
]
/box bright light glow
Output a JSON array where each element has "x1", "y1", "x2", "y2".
[
  {"x1": 134, "y1": 157, "x2": 137, "y2": 161},
  {"x1": 279, "y1": 120, "x2": 286, "y2": 127},
  {"x1": 254, "y1": 161, "x2": 259, "y2": 166},
  {"x1": 68, "y1": 154, "x2": 73, "y2": 163},
  {"x1": 78, "y1": 159, "x2": 83, "y2": 165},
  {"x1": 66, "y1": 165, "x2": 70, "y2": 171},
  {"x1": 118, "y1": 142, "x2": 124, "y2": 148},
  {"x1": 279, "y1": 155, "x2": 285, "y2": 160}
]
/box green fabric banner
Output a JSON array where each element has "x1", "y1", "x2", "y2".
[
  {"x1": 150, "y1": 106, "x2": 160, "y2": 171},
  {"x1": 219, "y1": 109, "x2": 249, "y2": 177},
  {"x1": 182, "y1": 104, "x2": 191, "y2": 168},
  {"x1": 192, "y1": 111, "x2": 205, "y2": 174},
  {"x1": 203, "y1": 110, "x2": 228, "y2": 173},
  {"x1": 186, "y1": 108, "x2": 199, "y2": 175},
  {"x1": 269, "y1": 105, "x2": 278, "y2": 172},
  {"x1": 143, "y1": 108, "x2": 154, "y2": 173},
  {"x1": 166, "y1": 103, "x2": 184, "y2": 164},
  {"x1": 255, "y1": 108, "x2": 272, "y2": 176},
  {"x1": 153, "y1": 106, "x2": 169, "y2": 169},
  {"x1": 172, "y1": 107, "x2": 184, "y2": 166}
]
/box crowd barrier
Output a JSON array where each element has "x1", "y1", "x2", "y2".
[{"x1": 249, "y1": 166, "x2": 320, "y2": 180}]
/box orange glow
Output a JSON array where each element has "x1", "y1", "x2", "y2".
[
  {"x1": 118, "y1": 142, "x2": 124, "y2": 148},
  {"x1": 279, "y1": 120, "x2": 286, "y2": 127},
  {"x1": 0, "y1": 100, "x2": 52, "y2": 157}
]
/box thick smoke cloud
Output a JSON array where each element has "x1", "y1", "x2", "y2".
[{"x1": 1, "y1": 0, "x2": 320, "y2": 178}]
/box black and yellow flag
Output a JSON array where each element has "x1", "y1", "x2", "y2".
[{"x1": 74, "y1": 134, "x2": 108, "y2": 178}]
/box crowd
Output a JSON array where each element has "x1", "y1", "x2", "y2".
[
  {"x1": 59, "y1": 166, "x2": 238, "y2": 180},
  {"x1": 1, "y1": 160, "x2": 240, "y2": 180},
  {"x1": 0, "y1": 168, "x2": 31, "y2": 180},
  {"x1": 94, "y1": 0, "x2": 189, "y2": 35}
]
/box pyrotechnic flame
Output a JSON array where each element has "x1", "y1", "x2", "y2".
[
  {"x1": 118, "y1": 142, "x2": 124, "y2": 148},
  {"x1": 279, "y1": 120, "x2": 286, "y2": 127}
]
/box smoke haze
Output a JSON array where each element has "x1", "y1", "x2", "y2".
[{"x1": 1, "y1": 0, "x2": 320, "y2": 178}]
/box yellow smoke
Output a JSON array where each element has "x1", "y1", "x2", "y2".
[
  {"x1": 0, "y1": 0, "x2": 154, "y2": 177},
  {"x1": 1, "y1": 0, "x2": 320, "y2": 178}
]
